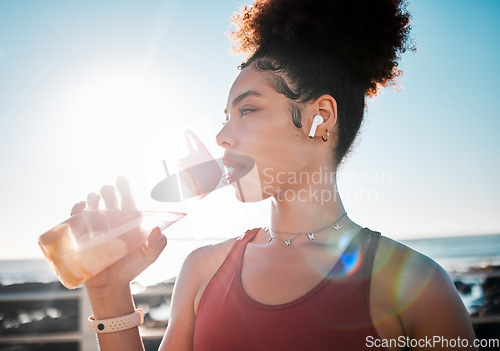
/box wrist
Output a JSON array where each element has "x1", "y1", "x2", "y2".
[
  {"x1": 86, "y1": 282, "x2": 131, "y2": 298},
  {"x1": 88, "y1": 309, "x2": 144, "y2": 333},
  {"x1": 85, "y1": 285, "x2": 136, "y2": 320}
]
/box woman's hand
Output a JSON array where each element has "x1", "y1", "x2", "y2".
[
  {"x1": 71, "y1": 177, "x2": 158, "y2": 350},
  {"x1": 71, "y1": 176, "x2": 168, "y2": 292}
]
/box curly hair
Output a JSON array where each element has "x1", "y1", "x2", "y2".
[{"x1": 229, "y1": 0, "x2": 413, "y2": 166}]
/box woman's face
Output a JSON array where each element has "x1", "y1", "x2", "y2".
[{"x1": 216, "y1": 64, "x2": 325, "y2": 202}]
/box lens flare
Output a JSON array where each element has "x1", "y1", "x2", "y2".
[{"x1": 339, "y1": 247, "x2": 363, "y2": 277}]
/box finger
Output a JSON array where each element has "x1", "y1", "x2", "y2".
[
  {"x1": 100, "y1": 185, "x2": 119, "y2": 210},
  {"x1": 70, "y1": 201, "x2": 86, "y2": 216},
  {"x1": 86, "y1": 192, "x2": 100, "y2": 210},
  {"x1": 108, "y1": 227, "x2": 167, "y2": 285},
  {"x1": 116, "y1": 176, "x2": 137, "y2": 210},
  {"x1": 143, "y1": 227, "x2": 167, "y2": 264}
]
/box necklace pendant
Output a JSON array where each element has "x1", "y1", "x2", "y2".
[
  {"x1": 307, "y1": 233, "x2": 314, "y2": 240},
  {"x1": 268, "y1": 236, "x2": 273, "y2": 243},
  {"x1": 284, "y1": 239, "x2": 292, "y2": 246},
  {"x1": 333, "y1": 223, "x2": 340, "y2": 231}
]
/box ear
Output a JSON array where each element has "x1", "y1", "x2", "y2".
[{"x1": 308, "y1": 94, "x2": 337, "y2": 139}]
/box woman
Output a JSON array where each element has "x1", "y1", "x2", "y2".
[{"x1": 76, "y1": 0, "x2": 477, "y2": 349}]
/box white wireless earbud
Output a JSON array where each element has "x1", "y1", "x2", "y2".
[{"x1": 308, "y1": 115, "x2": 324, "y2": 138}]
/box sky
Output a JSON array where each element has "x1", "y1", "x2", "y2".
[{"x1": 0, "y1": 0, "x2": 499, "y2": 271}]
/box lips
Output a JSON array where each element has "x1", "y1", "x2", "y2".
[
  {"x1": 223, "y1": 155, "x2": 244, "y2": 171},
  {"x1": 151, "y1": 154, "x2": 256, "y2": 202},
  {"x1": 222, "y1": 154, "x2": 255, "y2": 185}
]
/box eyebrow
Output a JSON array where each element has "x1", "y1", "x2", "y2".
[{"x1": 224, "y1": 90, "x2": 262, "y2": 115}]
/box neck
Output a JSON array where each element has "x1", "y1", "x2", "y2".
[{"x1": 269, "y1": 175, "x2": 348, "y2": 234}]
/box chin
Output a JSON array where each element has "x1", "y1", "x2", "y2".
[
  {"x1": 230, "y1": 163, "x2": 266, "y2": 203},
  {"x1": 232, "y1": 184, "x2": 271, "y2": 203}
]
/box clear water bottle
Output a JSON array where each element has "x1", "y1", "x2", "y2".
[{"x1": 38, "y1": 210, "x2": 186, "y2": 289}]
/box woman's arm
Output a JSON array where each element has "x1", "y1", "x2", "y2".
[
  {"x1": 84, "y1": 227, "x2": 168, "y2": 351},
  {"x1": 87, "y1": 285, "x2": 143, "y2": 350},
  {"x1": 75, "y1": 179, "x2": 234, "y2": 350},
  {"x1": 399, "y1": 259, "x2": 478, "y2": 350},
  {"x1": 372, "y1": 237, "x2": 477, "y2": 351},
  {"x1": 72, "y1": 180, "x2": 169, "y2": 350},
  {"x1": 158, "y1": 249, "x2": 202, "y2": 350},
  {"x1": 86, "y1": 231, "x2": 224, "y2": 351},
  {"x1": 159, "y1": 240, "x2": 237, "y2": 350}
]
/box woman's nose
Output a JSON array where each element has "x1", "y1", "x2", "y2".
[{"x1": 216, "y1": 123, "x2": 236, "y2": 149}]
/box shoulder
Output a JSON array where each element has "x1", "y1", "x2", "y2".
[
  {"x1": 374, "y1": 235, "x2": 441, "y2": 280},
  {"x1": 178, "y1": 228, "x2": 259, "y2": 311},
  {"x1": 372, "y1": 235, "x2": 455, "y2": 306},
  {"x1": 371, "y1": 235, "x2": 474, "y2": 340},
  {"x1": 183, "y1": 227, "x2": 259, "y2": 275},
  {"x1": 182, "y1": 235, "x2": 240, "y2": 282}
]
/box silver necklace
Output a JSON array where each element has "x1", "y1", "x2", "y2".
[{"x1": 265, "y1": 212, "x2": 347, "y2": 246}]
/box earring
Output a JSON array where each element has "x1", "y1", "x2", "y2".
[{"x1": 322, "y1": 130, "x2": 330, "y2": 142}]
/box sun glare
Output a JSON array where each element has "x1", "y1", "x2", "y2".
[
  {"x1": 72, "y1": 75, "x2": 163, "y2": 162},
  {"x1": 48, "y1": 65, "x2": 178, "y2": 194},
  {"x1": 39, "y1": 55, "x2": 227, "y2": 214}
]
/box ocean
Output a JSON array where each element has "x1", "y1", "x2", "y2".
[
  {"x1": 400, "y1": 233, "x2": 500, "y2": 273},
  {"x1": 1, "y1": 233, "x2": 500, "y2": 286}
]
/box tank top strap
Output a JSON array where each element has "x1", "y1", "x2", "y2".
[
  {"x1": 363, "y1": 229, "x2": 381, "y2": 280},
  {"x1": 225, "y1": 227, "x2": 260, "y2": 261},
  {"x1": 239, "y1": 227, "x2": 261, "y2": 242},
  {"x1": 361, "y1": 228, "x2": 381, "y2": 335}
]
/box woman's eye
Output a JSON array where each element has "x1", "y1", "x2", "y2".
[
  {"x1": 240, "y1": 107, "x2": 255, "y2": 117},
  {"x1": 222, "y1": 107, "x2": 255, "y2": 125}
]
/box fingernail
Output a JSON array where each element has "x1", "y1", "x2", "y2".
[
  {"x1": 70, "y1": 201, "x2": 86, "y2": 215},
  {"x1": 87, "y1": 193, "x2": 100, "y2": 207},
  {"x1": 152, "y1": 227, "x2": 163, "y2": 240},
  {"x1": 116, "y1": 175, "x2": 129, "y2": 190},
  {"x1": 100, "y1": 185, "x2": 115, "y2": 196}
]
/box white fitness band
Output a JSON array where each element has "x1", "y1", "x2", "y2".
[{"x1": 88, "y1": 309, "x2": 144, "y2": 334}]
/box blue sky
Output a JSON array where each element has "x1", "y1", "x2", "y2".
[{"x1": 0, "y1": 0, "x2": 499, "y2": 262}]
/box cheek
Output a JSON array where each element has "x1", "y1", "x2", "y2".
[
  {"x1": 241, "y1": 105, "x2": 306, "y2": 175},
  {"x1": 257, "y1": 134, "x2": 305, "y2": 172},
  {"x1": 251, "y1": 140, "x2": 289, "y2": 176}
]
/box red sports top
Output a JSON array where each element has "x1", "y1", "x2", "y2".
[{"x1": 193, "y1": 227, "x2": 386, "y2": 351}]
